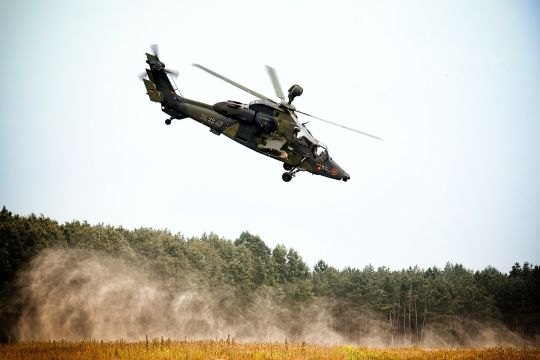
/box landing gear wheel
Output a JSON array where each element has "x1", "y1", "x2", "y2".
[
  {"x1": 283, "y1": 163, "x2": 293, "y2": 171},
  {"x1": 165, "y1": 118, "x2": 172, "y2": 125},
  {"x1": 282, "y1": 172, "x2": 292, "y2": 182}
]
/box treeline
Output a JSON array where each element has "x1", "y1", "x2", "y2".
[{"x1": 0, "y1": 207, "x2": 539, "y2": 344}]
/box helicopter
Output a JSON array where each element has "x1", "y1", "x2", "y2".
[{"x1": 140, "y1": 45, "x2": 382, "y2": 182}]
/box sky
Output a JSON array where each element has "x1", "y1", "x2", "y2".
[{"x1": 1, "y1": 0, "x2": 539, "y2": 272}]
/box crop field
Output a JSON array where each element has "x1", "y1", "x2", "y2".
[{"x1": 1, "y1": 340, "x2": 539, "y2": 360}]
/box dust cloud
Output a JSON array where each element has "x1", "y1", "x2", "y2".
[
  {"x1": 15, "y1": 249, "x2": 343, "y2": 343},
  {"x1": 14, "y1": 249, "x2": 538, "y2": 347}
]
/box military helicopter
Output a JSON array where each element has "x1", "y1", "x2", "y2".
[{"x1": 140, "y1": 45, "x2": 382, "y2": 182}]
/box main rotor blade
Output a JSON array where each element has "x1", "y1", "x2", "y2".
[
  {"x1": 193, "y1": 64, "x2": 273, "y2": 102},
  {"x1": 295, "y1": 110, "x2": 384, "y2": 141},
  {"x1": 265, "y1": 65, "x2": 285, "y2": 101}
]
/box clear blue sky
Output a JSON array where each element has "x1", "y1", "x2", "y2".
[{"x1": 1, "y1": 0, "x2": 539, "y2": 272}]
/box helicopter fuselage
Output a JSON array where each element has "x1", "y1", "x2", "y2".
[
  {"x1": 142, "y1": 52, "x2": 350, "y2": 182},
  {"x1": 160, "y1": 96, "x2": 349, "y2": 181}
]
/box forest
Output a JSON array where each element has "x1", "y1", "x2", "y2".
[{"x1": 0, "y1": 206, "x2": 538, "y2": 345}]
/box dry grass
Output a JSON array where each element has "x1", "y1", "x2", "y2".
[{"x1": 1, "y1": 339, "x2": 538, "y2": 359}]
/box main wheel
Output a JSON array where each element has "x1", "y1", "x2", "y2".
[
  {"x1": 282, "y1": 172, "x2": 292, "y2": 182},
  {"x1": 283, "y1": 163, "x2": 293, "y2": 171},
  {"x1": 165, "y1": 119, "x2": 172, "y2": 125}
]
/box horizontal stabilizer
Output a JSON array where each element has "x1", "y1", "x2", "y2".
[{"x1": 143, "y1": 79, "x2": 164, "y2": 102}]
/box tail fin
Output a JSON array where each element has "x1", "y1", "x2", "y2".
[{"x1": 142, "y1": 53, "x2": 178, "y2": 103}]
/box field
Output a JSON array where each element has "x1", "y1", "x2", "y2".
[{"x1": 1, "y1": 340, "x2": 539, "y2": 360}]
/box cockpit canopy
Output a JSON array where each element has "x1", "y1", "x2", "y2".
[{"x1": 313, "y1": 144, "x2": 329, "y2": 161}]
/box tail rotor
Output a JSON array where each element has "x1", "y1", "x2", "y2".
[{"x1": 138, "y1": 44, "x2": 179, "y2": 80}]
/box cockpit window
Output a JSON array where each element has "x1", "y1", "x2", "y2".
[
  {"x1": 314, "y1": 145, "x2": 328, "y2": 161},
  {"x1": 294, "y1": 127, "x2": 306, "y2": 140}
]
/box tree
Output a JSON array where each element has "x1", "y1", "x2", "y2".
[
  {"x1": 1, "y1": 206, "x2": 540, "y2": 343},
  {"x1": 234, "y1": 232, "x2": 274, "y2": 286},
  {"x1": 272, "y1": 245, "x2": 288, "y2": 284},
  {"x1": 286, "y1": 249, "x2": 310, "y2": 282}
]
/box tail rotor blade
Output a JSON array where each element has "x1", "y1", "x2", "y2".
[
  {"x1": 265, "y1": 65, "x2": 286, "y2": 101},
  {"x1": 165, "y1": 68, "x2": 179, "y2": 78},
  {"x1": 138, "y1": 71, "x2": 148, "y2": 80},
  {"x1": 150, "y1": 44, "x2": 160, "y2": 58}
]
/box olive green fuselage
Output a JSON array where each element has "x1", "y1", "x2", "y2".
[{"x1": 143, "y1": 54, "x2": 349, "y2": 181}]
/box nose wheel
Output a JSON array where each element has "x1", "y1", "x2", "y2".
[{"x1": 165, "y1": 117, "x2": 173, "y2": 125}]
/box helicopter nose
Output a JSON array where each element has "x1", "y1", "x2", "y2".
[
  {"x1": 339, "y1": 168, "x2": 350, "y2": 182},
  {"x1": 327, "y1": 160, "x2": 350, "y2": 181}
]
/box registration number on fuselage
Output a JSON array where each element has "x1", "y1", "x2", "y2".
[{"x1": 200, "y1": 113, "x2": 223, "y2": 128}]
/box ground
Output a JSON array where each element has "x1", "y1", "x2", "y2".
[{"x1": 1, "y1": 340, "x2": 539, "y2": 359}]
